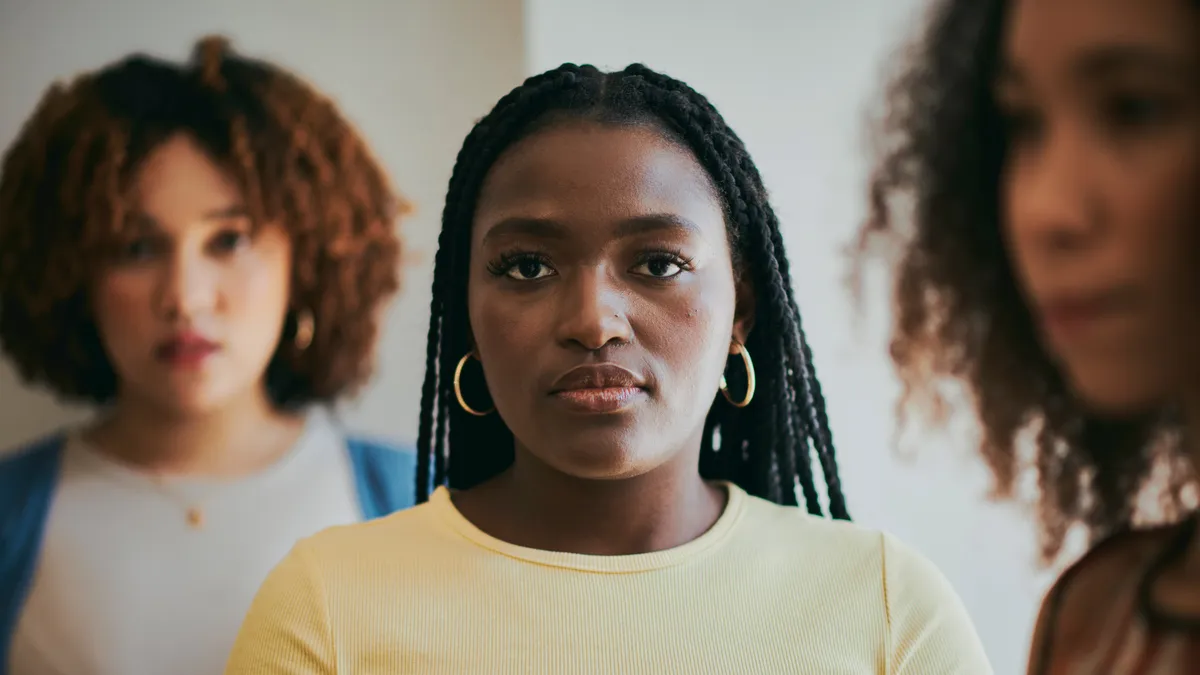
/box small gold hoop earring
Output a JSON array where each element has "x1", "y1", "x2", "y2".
[
  {"x1": 719, "y1": 342, "x2": 756, "y2": 408},
  {"x1": 294, "y1": 310, "x2": 315, "y2": 351},
  {"x1": 454, "y1": 352, "x2": 493, "y2": 416}
]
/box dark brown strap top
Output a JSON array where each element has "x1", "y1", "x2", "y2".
[{"x1": 1032, "y1": 517, "x2": 1200, "y2": 674}]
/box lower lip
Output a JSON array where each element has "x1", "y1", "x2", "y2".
[
  {"x1": 1041, "y1": 309, "x2": 1113, "y2": 343},
  {"x1": 553, "y1": 387, "x2": 645, "y2": 413},
  {"x1": 157, "y1": 346, "x2": 219, "y2": 368}
]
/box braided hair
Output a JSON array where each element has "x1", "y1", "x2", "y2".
[{"x1": 416, "y1": 63, "x2": 849, "y2": 519}]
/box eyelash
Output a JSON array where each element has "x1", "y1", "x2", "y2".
[
  {"x1": 998, "y1": 91, "x2": 1178, "y2": 146},
  {"x1": 112, "y1": 228, "x2": 251, "y2": 263},
  {"x1": 486, "y1": 248, "x2": 695, "y2": 282},
  {"x1": 1100, "y1": 93, "x2": 1176, "y2": 131},
  {"x1": 635, "y1": 248, "x2": 695, "y2": 279}
]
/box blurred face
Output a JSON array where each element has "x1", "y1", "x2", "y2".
[
  {"x1": 468, "y1": 121, "x2": 751, "y2": 480},
  {"x1": 93, "y1": 133, "x2": 293, "y2": 415},
  {"x1": 998, "y1": 0, "x2": 1199, "y2": 415}
]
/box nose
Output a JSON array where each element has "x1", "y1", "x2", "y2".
[
  {"x1": 1005, "y1": 124, "x2": 1099, "y2": 253},
  {"x1": 555, "y1": 266, "x2": 632, "y2": 351},
  {"x1": 153, "y1": 249, "x2": 218, "y2": 322}
]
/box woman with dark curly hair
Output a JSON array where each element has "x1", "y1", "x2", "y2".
[
  {"x1": 860, "y1": 0, "x2": 1198, "y2": 671},
  {"x1": 0, "y1": 36, "x2": 414, "y2": 675}
]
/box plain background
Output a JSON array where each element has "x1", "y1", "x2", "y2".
[{"x1": 0, "y1": 1, "x2": 1053, "y2": 672}]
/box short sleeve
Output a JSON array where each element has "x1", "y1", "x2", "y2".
[
  {"x1": 224, "y1": 540, "x2": 336, "y2": 675},
  {"x1": 881, "y1": 533, "x2": 994, "y2": 674}
]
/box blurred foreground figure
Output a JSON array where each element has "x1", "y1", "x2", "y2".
[{"x1": 860, "y1": 0, "x2": 1199, "y2": 671}]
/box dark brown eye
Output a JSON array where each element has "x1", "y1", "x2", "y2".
[{"x1": 211, "y1": 229, "x2": 249, "y2": 254}]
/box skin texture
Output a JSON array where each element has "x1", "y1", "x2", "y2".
[
  {"x1": 0, "y1": 37, "x2": 405, "y2": 476},
  {"x1": 998, "y1": 0, "x2": 1200, "y2": 669},
  {"x1": 999, "y1": 0, "x2": 1200, "y2": 417},
  {"x1": 86, "y1": 133, "x2": 306, "y2": 475},
  {"x1": 94, "y1": 134, "x2": 293, "y2": 416},
  {"x1": 453, "y1": 121, "x2": 753, "y2": 556}
]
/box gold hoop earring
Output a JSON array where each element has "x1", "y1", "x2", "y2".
[
  {"x1": 293, "y1": 310, "x2": 314, "y2": 351},
  {"x1": 454, "y1": 352, "x2": 493, "y2": 416},
  {"x1": 719, "y1": 342, "x2": 755, "y2": 408}
]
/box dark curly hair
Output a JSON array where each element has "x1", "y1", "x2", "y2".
[
  {"x1": 0, "y1": 35, "x2": 407, "y2": 408},
  {"x1": 415, "y1": 63, "x2": 850, "y2": 520},
  {"x1": 857, "y1": 0, "x2": 1198, "y2": 564}
]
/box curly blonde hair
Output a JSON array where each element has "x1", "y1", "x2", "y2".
[{"x1": 0, "y1": 35, "x2": 409, "y2": 407}]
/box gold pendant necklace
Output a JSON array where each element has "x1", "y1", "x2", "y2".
[
  {"x1": 150, "y1": 476, "x2": 209, "y2": 530},
  {"x1": 184, "y1": 506, "x2": 206, "y2": 529}
]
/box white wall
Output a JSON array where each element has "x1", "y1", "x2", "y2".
[
  {"x1": 524, "y1": 1, "x2": 1051, "y2": 673},
  {"x1": 0, "y1": 0, "x2": 1049, "y2": 672},
  {"x1": 0, "y1": 0, "x2": 524, "y2": 445}
]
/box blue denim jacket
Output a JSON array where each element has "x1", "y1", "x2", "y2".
[{"x1": 0, "y1": 433, "x2": 416, "y2": 672}]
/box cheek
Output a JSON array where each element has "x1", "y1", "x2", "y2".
[
  {"x1": 227, "y1": 263, "x2": 288, "y2": 310},
  {"x1": 639, "y1": 276, "x2": 736, "y2": 378},
  {"x1": 1122, "y1": 145, "x2": 1199, "y2": 304},
  {"x1": 468, "y1": 280, "x2": 535, "y2": 374},
  {"x1": 1145, "y1": 149, "x2": 1200, "y2": 357},
  {"x1": 91, "y1": 273, "x2": 156, "y2": 346},
  {"x1": 226, "y1": 241, "x2": 292, "y2": 320}
]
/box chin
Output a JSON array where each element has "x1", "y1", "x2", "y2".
[
  {"x1": 1064, "y1": 364, "x2": 1169, "y2": 419},
  {"x1": 534, "y1": 434, "x2": 660, "y2": 481},
  {"x1": 133, "y1": 380, "x2": 248, "y2": 417}
]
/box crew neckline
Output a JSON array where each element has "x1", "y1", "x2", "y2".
[
  {"x1": 67, "y1": 407, "x2": 331, "y2": 490},
  {"x1": 428, "y1": 481, "x2": 748, "y2": 574}
]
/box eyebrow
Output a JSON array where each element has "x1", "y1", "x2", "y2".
[
  {"x1": 481, "y1": 213, "x2": 702, "y2": 245},
  {"x1": 203, "y1": 204, "x2": 251, "y2": 220},
  {"x1": 997, "y1": 44, "x2": 1193, "y2": 85},
  {"x1": 126, "y1": 204, "x2": 250, "y2": 230}
]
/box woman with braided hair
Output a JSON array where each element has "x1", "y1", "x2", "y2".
[
  {"x1": 226, "y1": 63, "x2": 990, "y2": 674},
  {"x1": 0, "y1": 36, "x2": 414, "y2": 675}
]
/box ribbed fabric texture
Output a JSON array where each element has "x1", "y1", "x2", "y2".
[{"x1": 225, "y1": 483, "x2": 992, "y2": 674}]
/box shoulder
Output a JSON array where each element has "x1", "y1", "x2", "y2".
[
  {"x1": 342, "y1": 433, "x2": 419, "y2": 512},
  {"x1": 0, "y1": 432, "x2": 66, "y2": 556},
  {"x1": 1028, "y1": 522, "x2": 1183, "y2": 670},
  {"x1": 737, "y1": 493, "x2": 889, "y2": 563},
  {"x1": 745, "y1": 498, "x2": 965, "y2": 611},
  {"x1": 738, "y1": 496, "x2": 990, "y2": 671},
  {"x1": 227, "y1": 503, "x2": 439, "y2": 673},
  {"x1": 299, "y1": 501, "x2": 442, "y2": 567},
  {"x1": 0, "y1": 432, "x2": 65, "y2": 486},
  {"x1": 343, "y1": 433, "x2": 416, "y2": 477},
  {"x1": 743, "y1": 497, "x2": 964, "y2": 591},
  {"x1": 344, "y1": 433, "x2": 415, "y2": 462}
]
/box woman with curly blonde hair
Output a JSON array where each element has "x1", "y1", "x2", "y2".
[{"x1": 0, "y1": 36, "x2": 413, "y2": 675}]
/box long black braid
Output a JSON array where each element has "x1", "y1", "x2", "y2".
[{"x1": 416, "y1": 64, "x2": 850, "y2": 519}]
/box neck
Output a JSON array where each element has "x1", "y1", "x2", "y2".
[
  {"x1": 85, "y1": 386, "x2": 308, "y2": 478},
  {"x1": 457, "y1": 437, "x2": 726, "y2": 556}
]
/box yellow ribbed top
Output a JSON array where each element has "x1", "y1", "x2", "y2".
[{"x1": 225, "y1": 483, "x2": 992, "y2": 674}]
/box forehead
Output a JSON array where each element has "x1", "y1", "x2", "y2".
[
  {"x1": 1005, "y1": 0, "x2": 1195, "y2": 65},
  {"x1": 130, "y1": 134, "x2": 242, "y2": 222},
  {"x1": 473, "y1": 121, "x2": 722, "y2": 230}
]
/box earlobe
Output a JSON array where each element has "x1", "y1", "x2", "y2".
[
  {"x1": 732, "y1": 277, "x2": 756, "y2": 348},
  {"x1": 728, "y1": 338, "x2": 744, "y2": 355}
]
